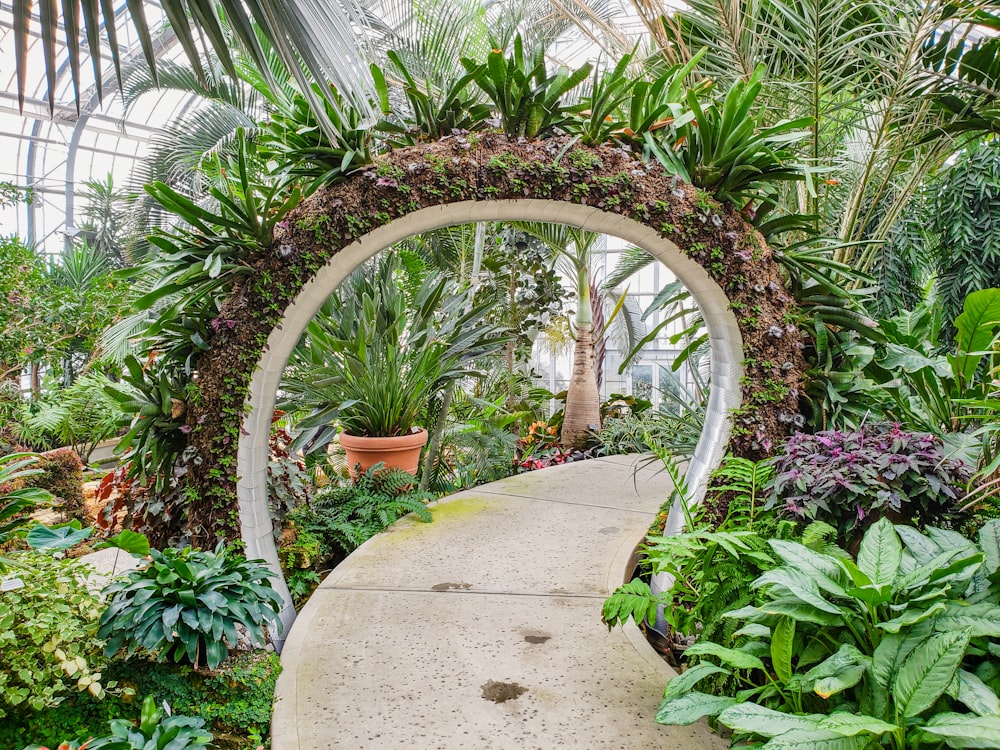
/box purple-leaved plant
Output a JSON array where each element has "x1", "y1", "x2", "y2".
[{"x1": 768, "y1": 423, "x2": 972, "y2": 542}]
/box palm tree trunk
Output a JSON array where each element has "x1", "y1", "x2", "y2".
[{"x1": 561, "y1": 323, "x2": 602, "y2": 450}]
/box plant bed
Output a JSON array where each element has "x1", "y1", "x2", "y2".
[{"x1": 2, "y1": 650, "x2": 280, "y2": 750}]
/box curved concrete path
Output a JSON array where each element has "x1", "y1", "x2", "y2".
[{"x1": 272, "y1": 455, "x2": 726, "y2": 750}]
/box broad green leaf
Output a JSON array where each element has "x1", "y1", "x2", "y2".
[
  {"x1": 980, "y1": 520, "x2": 1000, "y2": 576},
  {"x1": 858, "y1": 519, "x2": 902, "y2": 586},
  {"x1": 893, "y1": 628, "x2": 971, "y2": 718},
  {"x1": 733, "y1": 623, "x2": 772, "y2": 639},
  {"x1": 684, "y1": 641, "x2": 766, "y2": 671},
  {"x1": 772, "y1": 616, "x2": 795, "y2": 683},
  {"x1": 768, "y1": 539, "x2": 847, "y2": 596},
  {"x1": 662, "y1": 662, "x2": 731, "y2": 701},
  {"x1": 93, "y1": 529, "x2": 150, "y2": 556},
  {"x1": 936, "y1": 603, "x2": 1000, "y2": 637},
  {"x1": 847, "y1": 585, "x2": 892, "y2": 608},
  {"x1": 753, "y1": 568, "x2": 842, "y2": 614},
  {"x1": 922, "y1": 712, "x2": 1000, "y2": 747},
  {"x1": 718, "y1": 703, "x2": 821, "y2": 737},
  {"x1": 877, "y1": 602, "x2": 947, "y2": 633},
  {"x1": 953, "y1": 288, "x2": 1000, "y2": 383},
  {"x1": 895, "y1": 549, "x2": 980, "y2": 593},
  {"x1": 655, "y1": 691, "x2": 737, "y2": 725},
  {"x1": 25, "y1": 523, "x2": 93, "y2": 551},
  {"x1": 896, "y1": 525, "x2": 943, "y2": 565},
  {"x1": 818, "y1": 713, "x2": 898, "y2": 737},
  {"x1": 803, "y1": 644, "x2": 869, "y2": 698},
  {"x1": 763, "y1": 729, "x2": 875, "y2": 749},
  {"x1": 956, "y1": 669, "x2": 1000, "y2": 716},
  {"x1": 872, "y1": 630, "x2": 927, "y2": 690},
  {"x1": 758, "y1": 597, "x2": 841, "y2": 626}
]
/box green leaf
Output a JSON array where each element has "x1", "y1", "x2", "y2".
[
  {"x1": 846, "y1": 585, "x2": 892, "y2": 608},
  {"x1": 857, "y1": 518, "x2": 902, "y2": 587},
  {"x1": 893, "y1": 628, "x2": 971, "y2": 718},
  {"x1": 936, "y1": 603, "x2": 1000, "y2": 637},
  {"x1": 718, "y1": 703, "x2": 821, "y2": 737},
  {"x1": 877, "y1": 601, "x2": 947, "y2": 634},
  {"x1": 817, "y1": 713, "x2": 897, "y2": 737},
  {"x1": 684, "y1": 641, "x2": 766, "y2": 671},
  {"x1": 955, "y1": 669, "x2": 1000, "y2": 716},
  {"x1": 763, "y1": 730, "x2": 875, "y2": 749},
  {"x1": 662, "y1": 662, "x2": 731, "y2": 701},
  {"x1": 757, "y1": 597, "x2": 842, "y2": 625},
  {"x1": 922, "y1": 712, "x2": 1000, "y2": 747},
  {"x1": 802, "y1": 644, "x2": 869, "y2": 698},
  {"x1": 768, "y1": 540, "x2": 847, "y2": 597},
  {"x1": 25, "y1": 523, "x2": 93, "y2": 551},
  {"x1": 953, "y1": 288, "x2": 1000, "y2": 383},
  {"x1": 772, "y1": 616, "x2": 795, "y2": 683},
  {"x1": 93, "y1": 529, "x2": 150, "y2": 556},
  {"x1": 753, "y1": 568, "x2": 843, "y2": 614},
  {"x1": 655, "y1": 692, "x2": 737, "y2": 725},
  {"x1": 980, "y1": 520, "x2": 1000, "y2": 577}
]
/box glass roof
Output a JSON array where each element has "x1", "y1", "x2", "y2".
[{"x1": 0, "y1": 1, "x2": 647, "y2": 255}]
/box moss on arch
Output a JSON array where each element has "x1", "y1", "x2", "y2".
[{"x1": 178, "y1": 134, "x2": 806, "y2": 544}]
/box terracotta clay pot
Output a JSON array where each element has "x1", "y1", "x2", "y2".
[{"x1": 339, "y1": 427, "x2": 429, "y2": 478}]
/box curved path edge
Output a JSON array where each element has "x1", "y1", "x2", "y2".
[{"x1": 272, "y1": 455, "x2": 727, "y2": 749}]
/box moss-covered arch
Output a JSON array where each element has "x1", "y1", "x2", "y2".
[{"x1": 181, "y1": 135, "x2": 806, "y2": 637}]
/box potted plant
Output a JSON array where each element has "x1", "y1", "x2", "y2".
[{"x1": 283, "y1": 254, "x2": 507, "y2": 476}]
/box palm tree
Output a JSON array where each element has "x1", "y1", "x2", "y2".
[
  {"x1": 617, "y1": 0, "x2": 1000, "y2": 276},
  {"x1": 11, "y1": 0, "x2": 374, "y2": 142},
  {"x1": 516, "y1": 224, "x2": 611, "y2": 449}
]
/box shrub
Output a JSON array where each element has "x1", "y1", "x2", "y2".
[
  {"x1": 35, "y1": 448, "x2": 85, "y2": 522},
  {"x1": 0, "y1": 552, "x2": 108, "y2": 718},
  {"x1": 769, "y1": 423, "x2": 972, "y2": 544},
  {"x1": 5, "y1": 652, "x2": 280, "y2": 749},
  {"x1": 99, "y1": 545, "x2": 283, "y2": 670},
  {"x1": 107, "y1": 651, "x2": 279, "y2": 746},
  {"x1": 656, "y1": 518, "x2": 1000, "y2": 748}
]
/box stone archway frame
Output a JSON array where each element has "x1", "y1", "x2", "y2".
[
  {"x1": 242, "y1": 200, "x2": 741, "y2": 641},
  {"x1": 182, "y1": 137, "x2": 807, "y2": 646}
]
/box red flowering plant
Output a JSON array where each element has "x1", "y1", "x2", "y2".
[{"x1": 768, "y1": 423, "x2": 973, "y2": 545}]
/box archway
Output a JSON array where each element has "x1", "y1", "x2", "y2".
[{"x1": 180, "y1": 136, "x2": 807, "y2": 640}]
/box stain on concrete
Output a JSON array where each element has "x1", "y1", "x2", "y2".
[
  {"x1": 431, "y1": 582, "x2": 472, "y2": 591},
  {"x1": 524, "y1": 635, "x2": 551, "y2": 644},
  {"x1": 481, "y1": 680, "x2": 527, "y2": 703}
]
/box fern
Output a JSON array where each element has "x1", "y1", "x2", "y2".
[
  {"x1": 800, "y1": 520, "x2": 849, "y2": 559},
  {"x1": 601, "y1": 579, "x2": 666, "y2": 631},
  {"x1": 293, "y1": 463, "x2": 434, "y2": 556},
  {"x1": 709, "y1": 455, "x2": 776, "y2": 529}
]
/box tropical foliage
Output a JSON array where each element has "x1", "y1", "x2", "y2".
[
  {"x1": 98, "y1": 545, "x2": 283, "y2": 670},
  {"x1": 656, "y1": 518, "x2": 1000, "y2": 750}
]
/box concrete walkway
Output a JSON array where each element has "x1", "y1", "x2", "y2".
[{"x1": 272, "y1": 455, "x2": 725, "y2": 750}]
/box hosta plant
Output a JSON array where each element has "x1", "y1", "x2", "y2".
[
  {"x1": 98, "y1": 544, "x2": 282, "y2": 669},
  {"x1": 88, "y1": 695, "x2": 212, "y2": 750},
  {"x1": 656, "y1": 517, "x2": 1000, "y2": 749}
]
